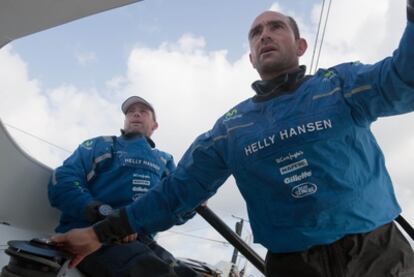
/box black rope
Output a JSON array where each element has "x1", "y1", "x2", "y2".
[{"x1": 395, "y1": 215, "x2": 414, "y2": 240}]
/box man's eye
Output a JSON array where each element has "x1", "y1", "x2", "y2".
[
  {"x1": 250, "y1": 28, "x2": 260, "y2": 39},
  {"x1": 270, "y1": 23, "x2": 282, "y2": 30}
]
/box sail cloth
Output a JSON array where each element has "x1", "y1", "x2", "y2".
[{"x1": 0, "y1": 0, "x2": 142, "y2": 48}]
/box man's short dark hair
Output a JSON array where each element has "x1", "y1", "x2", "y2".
[{"x1": 287, "y1": 16, "x2": 300, "y2": 40}]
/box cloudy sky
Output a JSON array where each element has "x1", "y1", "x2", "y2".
[{"x1": 1, "y1": 0, "x2": 413, "y2": 275}]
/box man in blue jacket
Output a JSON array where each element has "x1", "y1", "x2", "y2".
[
  {"x1": 53, "y1": 1, "x2": 414, "y2": 276},
  {"x1": 48, "y1": 96, "x2": 197, "y2": 276}
]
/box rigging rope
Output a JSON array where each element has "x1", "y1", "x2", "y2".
[
  {"x1": 309, "y1": 0, "x2": 333, "y2": 74},
  {"x1": 4, "y1": 122, "x2": 71, "y2": 153},
  {"x1": 314, "y1": 0, "x2": 333, "y2": 72},
  {"x1": 309, "y1": 0, "x2": 326, "y2": 74},
  {"x1": 158, "y1": 229, "x2": 229, "y2": 245}
]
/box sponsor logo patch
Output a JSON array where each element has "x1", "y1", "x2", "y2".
[
  {"x1": 132, "y1": 179, "x2": 150, "y2": 186},
  {"x1": 276, "y1": 151, "x2": 304, "y2": 164},
  {"x1": 284, "y1": 171, "x2": 312, "y2": 184},
  {"x1": 291, "y1": 183, "x2": 317, "y2": 198},
  {"x1": 279, "y1": 159, "x2": 308, "y2": 175},
  {"x1": 223, "y1": 108, "x2": 242, "y2": 122},
  {"x1": 81, "y1": 140, "x2": 94, "y2": 150}
]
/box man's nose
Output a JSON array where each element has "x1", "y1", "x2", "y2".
[{"x1": 260, "y1": 28, "x2": 272, "y2": 42}]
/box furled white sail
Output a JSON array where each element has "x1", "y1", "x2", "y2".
[{"x1": 0, "y1": 0, "x2": 142, "y2": 48}]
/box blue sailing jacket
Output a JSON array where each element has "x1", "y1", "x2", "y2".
[
  {"x1": 125, "y1": 21, "x2": 414, "y2": 253},
  {"x1": 48, "y1": 135, "x2": 175, "y2": 233}
]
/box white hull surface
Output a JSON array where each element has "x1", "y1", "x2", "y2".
[{"x1": 0, "y1": 121, "x2": 83, "y2": 275}]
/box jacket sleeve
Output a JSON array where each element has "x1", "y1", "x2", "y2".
[
  {"x1": 162, "y1": 152, "x2": 176, "y2": 178},
  {"x1": 125, "y1": 123, "x2": 231, "y2": 234},
  {"x1": 338, "y1": 21, "x2": 414, "y2": 125},
  {"x1": 166, "y1": 156, "x2": 176, "y2": 173},
  {"x1": 408, "y1": 0, "x2": 414, "y2": 22},
  {"x1": 48, "y1": 138, "x2": 100, "y2": 220}
]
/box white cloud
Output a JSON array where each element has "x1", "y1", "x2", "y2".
[
  {"x1": 163, "y1": 33, "x2": 206, "y2": 54},
  {"x1": 0, "y1": 46, "x2": 121, "y2": 167},
  {"x1": 75, "y1": 50, "x2": 97, "y2": 66},
  {"x1": 303, "y1": 0, "x2": 405, "y2": 67},
  {"x1": 106, "y1": 75, "x2": 127, "y2": 90},
  {"x1": 122, "y1": 39, "x2": 256, "y2": 158}
]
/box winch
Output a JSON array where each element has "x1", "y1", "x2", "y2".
[{"x1": 1, "y1": 239, "x2": 71, "y2": 277}]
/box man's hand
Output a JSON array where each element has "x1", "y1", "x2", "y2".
[
  {"x1": 51, "y1": 227, "x2": 102, "y2": 268},
  {"x1": 121, "y1": 233, "x2": 138, "y2": 243}
]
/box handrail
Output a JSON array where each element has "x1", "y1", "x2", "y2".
[{"x1": 196, "y1": 205, "x2": 266, "y2": 275}]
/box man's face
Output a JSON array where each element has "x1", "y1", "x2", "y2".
[
  {"x1": 248, "y1": 11, "x2": 306, "y2": 80},
  {"x1": 123, "y1": 102, "x2": 158, "y2": 137}
]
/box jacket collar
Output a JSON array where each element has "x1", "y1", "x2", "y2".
[
  {"x1": 120, "y1": 130, "x2": 156, "y2": 148},
  {"x1": 251, "y1": 65, "x2": 309, "y2": 102}
]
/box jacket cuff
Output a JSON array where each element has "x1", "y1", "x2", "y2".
[
  {"x1": 92, "y1": 208, "x2": 134, "y2": 243},
  {"x1": 409, "y1": 0, "x2": 414, "y2": 22},
  {"x1": 84, "y1": 201, "x2": 103, "y2": 223}
]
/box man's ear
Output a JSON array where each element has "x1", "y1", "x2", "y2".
[
  {"x1": 296, "y1": 38, "x2": 308, "y2": 57},
  {"x1": 152, "y1": 121, "x2": 159, "y2": 131},
  {"x1": 249, "y1": 53, "x2": 257, "y2": 69}
]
